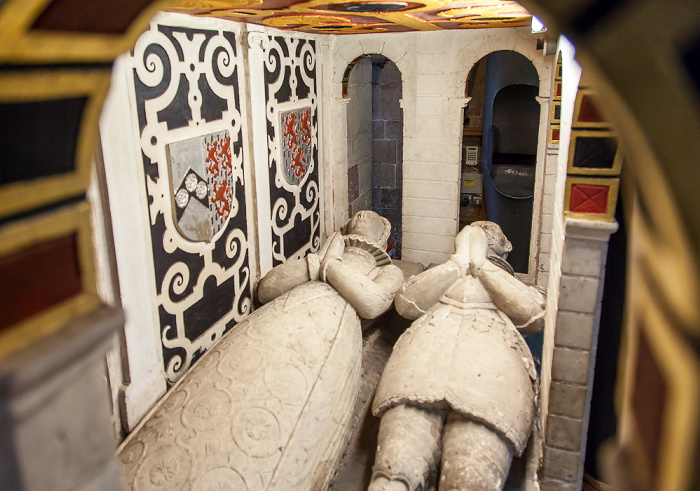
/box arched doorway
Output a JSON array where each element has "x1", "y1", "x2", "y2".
[
  {"x1": 461, "y1": 50, "x2": 541, "y2": 275},
  {"x1": 344, "y1": 55, "x2": 403, "y2": 258}
]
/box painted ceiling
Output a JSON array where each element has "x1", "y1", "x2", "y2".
[{"x1": 169, "y1": 0, "x2": 532, "y2": 34}]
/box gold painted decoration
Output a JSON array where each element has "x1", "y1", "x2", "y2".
[
  {"x1": 0, "y1": 0, "x2": 170, "y2": 63},
  {"x1": 548, "y1": 51, "x2": 562, "y2": 144},
  {"x1": 170, "y1": 0, "x2": 262, "y2": 9},
  {"x1": 0, "y1": 202, "x2": 100, "y2": 361},
  {"x1": 265, "y1": 14, "x2": 356, "y2": 28},
  {"x1": 169, "y1": 0, "x2": 532, "y2": 33},
  {"x1": 630, "y1": 169, "x2": 700, "y2": 335},
  {"x1": 548, "y1": 125, "x2": 560, "y2": 144},
  {"x1": 437, "y1": 5, "x2": 527, "y2": 19},
  {"x1": 615, "y1": 213, "x2": 700, "y2": 490},
  {"x1": 0, "y1": 69, "x2": 111, "y2": 220}
]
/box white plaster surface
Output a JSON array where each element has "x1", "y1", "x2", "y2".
[
  {"x1": 403, "y1": 197, "x2": 459, "y2": 220},
  {"x1": 537, "y1": 37, "x2": 618, "y2": 485},
  {"x1": 402, "y1": 232, "x2": 456, "y2": 253},
  {"x1": 100, "y1": 55, "x2": 166, "y2": 430},
  {"x1": 403, "y1": 180, "x2": 460, "y2": 201},
  {"x1": 541, "y1": 477, "x2": 578, "y2": 491},
  {"x1": 543, "y1": 446, "x2": 580, "y2": 482},
  {"x1": 539, "y1": 37, "x2": 582, "y2": 488},
  {"x1": 403, "y1": 216, "x2": 458, "y2": 237}
]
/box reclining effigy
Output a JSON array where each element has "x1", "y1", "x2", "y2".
[
  {"x1": 369, "y1": 222, "x2": 545, "y2": 491},
  {"x1": 118, "y1": 211, "x2": 404, "y2": 490}
]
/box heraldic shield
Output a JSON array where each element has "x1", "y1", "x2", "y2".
[
  {"x1": 167, "y1": 131, "x2": 234, "y2": 242},
  {"x1": 280, "y1": 108, "x2": 311, "y2": 186}
]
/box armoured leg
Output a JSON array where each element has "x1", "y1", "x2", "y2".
[
  {"x1": 369, "y1": 404, "x2": 446, "y2": 491},
  {"x1": 439, "y1": 412, "x2": 512, "y2": 491}
]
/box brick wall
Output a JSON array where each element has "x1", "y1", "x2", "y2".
[
  {"x1": 347, "y1": 57, "x2": 373, "y2": 216},
  {"x1": 371, "y1": 60, "x2": 403, "y2": 257}
]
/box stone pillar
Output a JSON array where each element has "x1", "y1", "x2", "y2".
[
  {"x1": 532, "y1": 94, "x2": 559, "y2": 288},
  {"x1": 541, "y1": 218, "x2": 618, "y2": 490},
  {"x1": 0, "y1": 307, "x2": 124, "y2": 491}
]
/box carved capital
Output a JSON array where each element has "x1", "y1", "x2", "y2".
[{"x1": 247, "y1": 32, "x2": 269, "y2": 51}]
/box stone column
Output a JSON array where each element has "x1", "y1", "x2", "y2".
[{"x1": 541, "y1": 218, "x2": 618, "y2": 490}]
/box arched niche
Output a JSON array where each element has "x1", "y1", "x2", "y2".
[
  {"x1": 343, "y1": 54, "x2": 404, "y2": 258},
  {"x1": 461, "y1": 50, "x2": 545, "y2": 278}
]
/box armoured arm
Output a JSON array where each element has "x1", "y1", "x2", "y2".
[
  {"x1": 472, "y1": 260, "x2": 546, "y2": 334},
  {"x1": 257, "y1": 232, "x2": 344, "y2": 304},
  {"x1": 256, "y1": 255, "x2": 318, "y2": 304},
  {"x1": 324, "y1": 262, "x2": 405, "y2": 319},
  {"x1": 394, "y1": 259, "x2": 462, "y2": 320}
]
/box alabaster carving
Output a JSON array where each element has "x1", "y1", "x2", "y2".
[
  {"x1": 369, "y1": 222, "x2": 546, "y2": 491},
  {"x1": 119, "y1": 210, "x2": 404, "y2": 490}
]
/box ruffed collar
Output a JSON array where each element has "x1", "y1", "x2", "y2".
[
  {"x1": 487, "y1": 255, "x2": 514, "y2": 276},
  {"x1": 343, "y1": 234, "x2": 392, "y2": 266}
]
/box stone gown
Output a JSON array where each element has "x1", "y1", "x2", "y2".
[{"x1": 119, "y1": 281, "x2": 363, "y2": 490}]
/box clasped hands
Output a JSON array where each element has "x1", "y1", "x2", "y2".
[{"x1": 451, "y1": 227, "x2": 489, "y2": 277}]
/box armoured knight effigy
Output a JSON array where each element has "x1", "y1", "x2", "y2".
[
  {"x1": 118, "y1": 211, "x2": 404, "y2": 490},
  {"x1": 369, "y1": 221, "x2": 545, "y2": 491}
]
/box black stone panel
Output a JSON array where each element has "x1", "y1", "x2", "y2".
[
  {"x1": 573, "y1": 136, "x2": 618, "y2": 169},
  {"x1": 0, "y1": 97, "x2": 86, "y2": 185}
]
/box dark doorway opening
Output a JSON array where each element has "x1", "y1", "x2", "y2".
[{"x1": 345, "y1": 55, "x2": 403, "y2": 258}]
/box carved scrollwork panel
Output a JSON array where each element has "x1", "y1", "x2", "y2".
[
  {"x1": 130, "y1": 20, "x2": 252, "y2": 385},
  {"x1": 262, "y1": 36, "x2": 321, "y2": 266}
]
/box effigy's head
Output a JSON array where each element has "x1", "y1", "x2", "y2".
[
  {"x1": 342, "y1": 210, "x2": 391, "y2": 246},
  {"x1": 472, "y1": 221, "x2": 512, "y2": 259}
]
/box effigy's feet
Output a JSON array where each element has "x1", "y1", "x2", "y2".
[{"x1": 368, "y1": 476, "x2": 410, "y2": 491}]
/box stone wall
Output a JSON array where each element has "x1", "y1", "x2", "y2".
[
  {"x1": 541, "y1": 219, "x2": 617, "y2": 490},
  {"x1": 371, "y1": 60, "x2": 403, "y2": 258},
  {"x1": 329, "y1": 28, "x2": 554, "y2": 271},
  {"x1": 99, "y1": 14, "x2": 322, "y2": 431},
  {"x1": 347, "y1": 57, "x2": 373, "y2": 216}
]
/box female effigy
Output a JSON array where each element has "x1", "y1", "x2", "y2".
[{"x1": 118, "y1": 210, "x2": 404, "y2": 490}]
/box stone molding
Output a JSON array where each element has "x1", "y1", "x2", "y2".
[{"x1": 565, "y1": 217, "x2": 619, "y2": 241}]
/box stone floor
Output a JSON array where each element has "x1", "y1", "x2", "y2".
[{"x1": 328, "y1": 307, "x2": 410, "y2": 491}]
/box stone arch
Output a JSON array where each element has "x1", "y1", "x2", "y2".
[
  {"x1": 453, "y1": 31, "x2": 552, "y2": 100},
  {"x1": 456, "y1": 41, "x2": 552, "y2": 282},
  {"x1": 331, "y1": 39, "x2": 410, "y2": 89}
]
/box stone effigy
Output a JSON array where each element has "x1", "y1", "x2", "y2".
[
  {"x1": 118, "y1": 210, "x2": 404, "y2": 490},
  {"x1": 369, "y1": 221, "x2": 546, "y2": 491}
]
